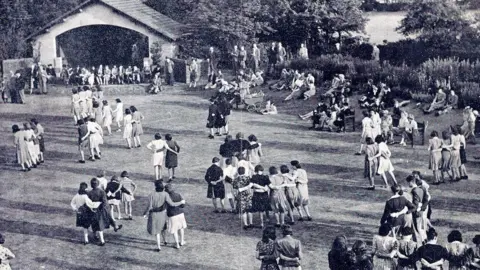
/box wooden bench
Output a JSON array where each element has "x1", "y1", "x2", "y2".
[{"x1": 343, "y1": 114, "x2": 356, "y2": 132}]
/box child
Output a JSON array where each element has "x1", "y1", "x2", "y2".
[
  {"x1": 123, "y1": 108, "x2": 133, "y2": 149},
  {"x1": 280, "y1": 165, "x2": 299, "y2": 225},
  {"x1": 233, "y1": 166, "x2": 254, "y2": 230},
  {"x1": 83, "y1": 118, "x2": 103, "y2": 161},
  {"x1": 70, "y1": 182, "x2": 101, "y2": 244},
  {"x1": 0, "y1": 233, "x2": 16, "y2": 269},
  {"x1": 78, "y1": 87, "x2": 88, "y2": 119},
  {"x1": 102, "y1": 100, "x2": 113, "y2": 135},
  {"x1": 146, "y1": 133, "x2": 178, "y2": 180},
  {"x1": 290, "y1": 160, "x2": 312, "y2": 221},
  {"x1": 396, "y1": 227, "x2": 418, "y2": 270},
  {"x1": 105, "y1": 175, "x2": 128, "y2": 220},
  {"x1": 356, "y1": 111, "x2": 374, "y2": 155},
  {"x1": 97, "y1": 171, "x2": 108, "y2": 190},
  {"x1": 120, "y1": 171, "x2": 137, "y2": 220},
  {"x1": 223, "y1": 158, "x2": 237, "y2": 213},
  {"x1": 261, "y1": 100, "x2": 278, "y2": 115},
  {"x1": 71, "y1": 88, "x2": 81, "y2": 124},
  {"x1": 112, "y1": 98, "x2": 124, "y2": 132},
  {"x1": 84, "y1": 86, "x2": 93, "y2": 116},
  {"x1": 77, "y1": 119, "x2": 88, "y2": 163}
]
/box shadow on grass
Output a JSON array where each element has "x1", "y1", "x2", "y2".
[
  {"x1": 110, "y1": 256, "x2": 231, "y2": 270},
  {"x1": 0, "y1": 198, "x2": 73, "y2": 217},
  {"x1": 34, "y1": 257, "x2": 109, "y2": 270}
]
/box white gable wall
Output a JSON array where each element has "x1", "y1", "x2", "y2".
[{"x1": 33, "y1": 3, "x2": 176, "y2": 68}]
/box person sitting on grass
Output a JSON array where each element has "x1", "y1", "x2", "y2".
[
  {"x1": 424, "y1": 88, "x2": 447, "y2": 114},
  {"x1": 324, "y1": 73, "x2": 346, "y2": 98},
  {"x1": 359, "y1": 79, "x2": 379, "y2": 109},
  {"x1": 269, "y1": 68, "x2": 293, "y2": 91},
  {"x1": 302, "y1": 73, "x2": 316, "y2": 100},
  {"x1": 436, "y1": 89, "x2": 458, "y2": 116},
  {"x1": 260, "y1": 100, "x2": 278, "y2": 115},
  {"x1": 300, "y1": 101, "x2": 327, "y2": 121},
  {"x1": 284, "y1": 72, "x2": 306, "y2": 102}
]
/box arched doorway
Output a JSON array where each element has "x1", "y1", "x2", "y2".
[{"x1": 55, "y1": 25, "x2": 149, "y2": 68}]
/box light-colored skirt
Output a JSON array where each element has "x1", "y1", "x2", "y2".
[
  {"x1": 378, "y1": 157, "x2": 394, "y2": 174},
  {"x1": 16, "y1": 144, "x2": 32, "y2": 165},
  {"x1": 89, "y1": 133, "x2": 103, "y2": 148},
  {"x1": 225, "y1": 182, "x2": 234, "y2": 199},
  {"x1": 116, "y1": 113, "x2": 124, "y2": 122},
  {"x1": 123, "y1": 124, "x2": 132, "y2": 139},
  {"x1": 153, "y1": 152, "x2": 164, "y2": 166},
  {"x1": 108, "y1": 199, "x2": 120, "y2": 206},
  {"x1": 26, "y1": 141, "x2": 38, "y2": 162},
  {"x1": 429, "y1": 151, "x2": 442, "y2": 171},
  {"x1": 103, "y1": 115, "x2": 112, "y2": 127},
  {"x1": 450, "y1": 149, "x2": 461, "y2": 168},
  {"x1": 361, "y1": 129, "x2": 374, "y2": 143},
  {"x1": 297, "y1": 184, "x2": 309, "y2": 205},
  {"x1": 167, "y1": 213, "x2": 187, "y2": 234},
  {"x1": 122, "y1": 193, "x2": 135, "y2": 202}
]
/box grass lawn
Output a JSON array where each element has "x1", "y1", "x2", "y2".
[{"x1": 0, "y1": 84, "x2": 479, "y2": 270}]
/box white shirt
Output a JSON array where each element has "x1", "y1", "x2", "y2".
[
  {"x1": 223, "y1": 165, "x2": 238, "y2": 180},
  {"x1": 237, "y1": 160, "x2": 254, "y2": 176},
  {"x1": 97, "y1": 177, "x2": 108, "y2": 190},
  {"x1": 70, "y1": 194, "x2": 100, "y2": 211},
  {"x1": 147, "y1": 139, "x2": 168, "y2": 153},
  {"x1": 362, "y1": 117, "x2": 373, "y2": 132},
  {"x1": 405, "y1": 120, "x2": 418, "y2": 132}
]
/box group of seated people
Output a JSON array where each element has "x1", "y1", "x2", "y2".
[
  {"x1": 299, "y1": 94, "x2": 353, "y2": 132},
  {"x1": 423, "y1": 88, "x2": 459, "y2": 115},
  {"x1": 269, "y1": 69, "x2": 317, "y2": 101},
  {"x1": 63, "y1": 65, "x2": 156, "y2": 86},
  {"x1": 323, "y1": 73, "x2": 352, "y2": 100},
  {"x1": 359, "y1": 79, "x2": 397, "y2": 110},
  {"x1": 209, "y1": 69, "x2": 265, "y2": 109}
]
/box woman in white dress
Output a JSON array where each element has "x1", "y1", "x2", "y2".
[
  {"x1": 371, "y1": 135, "x2": 397, "y2": 188},
  {"x1": 23, "y1": 122, "x2": 39, "y2": 166},
  {"x1": 85, "y1": 86, "x2": 93, "y2": 116},
  {"x1": 146, "y1": 133, "x2": 178, "y2": 181},
  {"x1": 357, "y1": 110, "x2": 374, "y2": 155},
  {"x1": 78, "y1": 87, "x2": 88, "y2": 119},
  {"x1": 102, "y1": 100, "x2": 113, "y2": 135},
  {"x1": 112, "y1": 98, "x2": 124, "y2": 131},
  {"x1": 71, "y1": 88, "x2": 82, "y2": 124},
  {"x1": 83, "y1": 118, "x2": 103, "y2": 161},
  {"x1": 123, "y1": 108, "x2": 133, "y2": 149},
  {"x1": 371, "y1": 109, "x2": 382, "y2": 140},
  {"x1": 247, "y1": 134, "x2": 263, "y2": 167}
]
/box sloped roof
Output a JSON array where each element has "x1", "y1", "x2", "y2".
[
  {"x1": 26, "y1": 0, "x2": 185, "y2": 41},
  {"x1": 100, "y1": 0, "x2": 184, "y2": 40}
]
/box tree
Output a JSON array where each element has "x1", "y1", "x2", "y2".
[
  {"x1": 259, "y1": 0, "x2": 367, "y2": 54},
  {"x1": 397, "y1": 0, "x2": 476, "y2": 49},
  {"x1": 0, "y1": 0, "x2": 81, "y2": 62}
]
